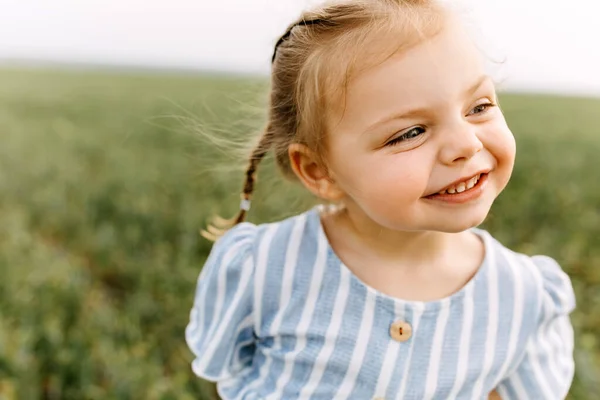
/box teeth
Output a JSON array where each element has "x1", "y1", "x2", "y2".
[
  {"x1": 466, "y1": 175, "x2": 478, "y2": 190},
  {"x1": 440, "y1": 174, "x2": 481, "y2": 195}
]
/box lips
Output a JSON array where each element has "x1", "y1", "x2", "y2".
[
  {"x1": 424, "y1": 172, "x2": 490, "y2": 203},
  {"x1": 427, "y1": 170, "x2": 491, "y2": 197},
  {"x1": 438, "y1": 173, "x2": 481, "y2": 194}
]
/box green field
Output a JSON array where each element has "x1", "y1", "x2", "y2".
[{"x1": 0, "y1": 67, "x2": 599, "y2": 399}]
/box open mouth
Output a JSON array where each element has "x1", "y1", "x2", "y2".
[
  {"x1": 425, "y1": 173, "x2": 489, "y2": 200},
  {"x1": 437, "y1": 173, "x2": 483, "y2": 195}
]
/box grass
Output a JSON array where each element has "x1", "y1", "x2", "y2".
[{"x1": 0, "y1": 66, "x2": 598, "y2": 399}]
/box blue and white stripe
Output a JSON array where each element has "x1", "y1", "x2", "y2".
[{"x1": 186, "y1": 207, "x2": 576, "y2": 399}]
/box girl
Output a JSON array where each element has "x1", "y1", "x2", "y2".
[{"x1": 185, "y1": 0, "x2": 576, "y2": 399}]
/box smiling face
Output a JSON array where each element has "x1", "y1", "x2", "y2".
[{"x1": 322, "y1": 22, "x2": 516, "y2": 233}]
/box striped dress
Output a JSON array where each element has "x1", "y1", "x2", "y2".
[{"x1": 185, "y1": 206, "x2": 576, "y2": 400}]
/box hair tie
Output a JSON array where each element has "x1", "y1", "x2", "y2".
[{"x1": 240, "y1": 198, "x2": 252, "y2": 211}]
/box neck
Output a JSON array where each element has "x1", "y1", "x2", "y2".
[{"x1": 324, "y1": 205, "x2": 460, "y2": 266}]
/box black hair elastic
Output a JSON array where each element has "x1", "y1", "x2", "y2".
[{"x1": 271, "y1": 19, "x2": 324, "y2": 63}]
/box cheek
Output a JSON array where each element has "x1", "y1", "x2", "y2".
[
  {"x1": 334, "y1": 149, "x2": 431, "y2": 202},
  {"x1": 482, "y1": 120, "x2": 516, "y2": 167}
]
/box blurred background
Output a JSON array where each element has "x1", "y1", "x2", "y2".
[{"x1": 0, "y1": 0, "x2": 599, "y2": 398}]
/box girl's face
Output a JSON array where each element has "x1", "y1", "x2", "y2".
[{"x1": 324, "y1": 22, "x2": 516, "y2": 233}]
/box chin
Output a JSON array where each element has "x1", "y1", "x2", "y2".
[
  {"x1": 438, "y1": 208, "x2": 490, "y2": 233},
  {"x1": 436, "y1": 219, "x2": 486, "y2": 233}
]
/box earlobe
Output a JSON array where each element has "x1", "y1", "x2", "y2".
[{"x1": 288, "y1": 144, "x2": 345, "y2": 201}]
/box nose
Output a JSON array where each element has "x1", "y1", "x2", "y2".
[{"x1": 438, "y1": 123, "x2": 483, "y2": 165}]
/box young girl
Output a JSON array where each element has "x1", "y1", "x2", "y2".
[{"x1": 185, "y1": 0, "x2": 576, "y2": 398}]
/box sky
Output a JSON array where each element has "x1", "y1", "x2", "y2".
[{"x1": 1, "y1": 0, "x2": 599, "y2": 96}]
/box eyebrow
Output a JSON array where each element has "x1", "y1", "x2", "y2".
[{"x1": 365, "y1": 74, "x2": 492, "y2": 133}]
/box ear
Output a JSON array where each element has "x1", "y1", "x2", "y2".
[{"x1": 288, "y1": 143, "x2": 345, "y2": 202}]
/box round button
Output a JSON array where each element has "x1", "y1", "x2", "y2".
[{"x1": 390, "y1": 320, "x2": 412, "y2": 342}]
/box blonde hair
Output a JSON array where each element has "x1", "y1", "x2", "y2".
[{"x1": 202, "y1": 0, "x2": 451, "y2": 241}]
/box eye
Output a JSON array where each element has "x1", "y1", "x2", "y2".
[
  {"x1": 468, "y1": 101, "x2": 496, "y2": 116},
  {"x1": 386, "y1": 126, "x2": 426, "y2": 147}
]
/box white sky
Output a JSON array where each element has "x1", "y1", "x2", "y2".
[{"x1": 1, "y1": 0, "x2": 599, "y2": 95}]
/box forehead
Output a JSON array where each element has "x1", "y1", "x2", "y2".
[{"x1": 331, "y1": 23, "x2": 486, "y2": 129}]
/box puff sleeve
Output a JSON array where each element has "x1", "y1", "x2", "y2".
[
  {"x1": 185, "y1": 223, "x2": 258, "y2": 381},
  {"x1": 496, "y1": 255, "x2": 576, "y2": 400}
]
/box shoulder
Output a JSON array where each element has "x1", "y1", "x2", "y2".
[
  {"x1": 477, "y1": 228, "x2": 576, "y2": 317},
  {"x1": 206, "y1": 208, "x2": 319, "y2": 270},
  {"x1": 482, "y1": 231, "x2": 577, "y2": 396},
  {"x1": 203, "y1": 222, "x2": 259, "y2": 271}
]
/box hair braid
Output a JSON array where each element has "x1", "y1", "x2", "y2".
[{"x1": 201, "y1": 129, "x2": 274, "y2": 241}]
